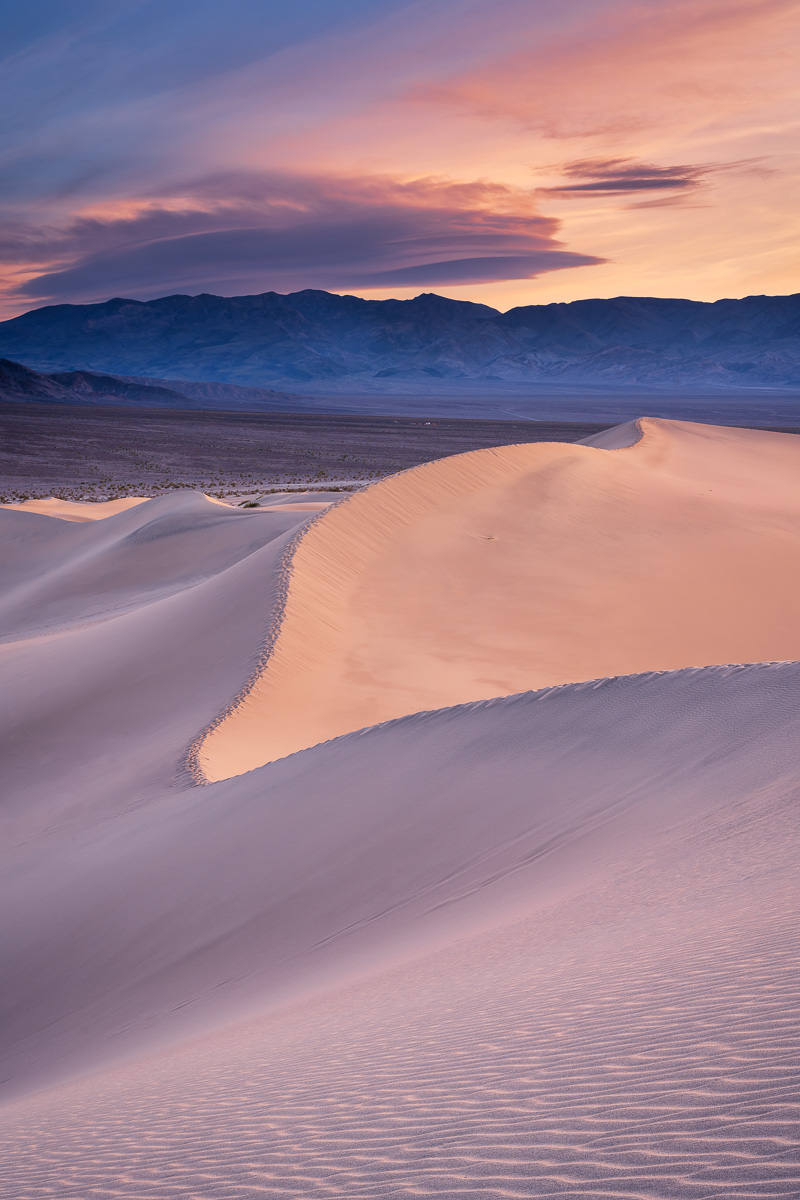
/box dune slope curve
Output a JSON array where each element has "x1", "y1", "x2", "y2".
[
  {"x1": 1, "y1": 661, "x2": 799, "y2": 1197},
  {"x1": 0, "y1": 492, "x2": 317, "y2": 834},
  {"x1": 199, "y1": 418, "x2": 800, "y2": 779}
]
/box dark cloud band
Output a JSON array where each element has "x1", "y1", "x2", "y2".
[
  {"x1": 12, "y1": 172, "x2": 605, "y2": 303},
  {"x1": 540, "y1": 157, "x2": 713, "y2": 198}
]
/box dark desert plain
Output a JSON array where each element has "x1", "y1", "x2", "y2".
[
  {"x1": 0, "y1": 400, "x2": 613, "y2": 502},
  {"x1": 2, "y1": 0, "x2": 800, "y2": 1197}
]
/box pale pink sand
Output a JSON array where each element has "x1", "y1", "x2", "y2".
[
  {"x1": 0, "y1": 491, "x2": 332, "y2": 522},
  {"x1": 0, "y1": 494, "x2": 149, "y2": 521},
  {"x1": 256, "y1": 500, "x2": 334, "y2": 512},
  {"x1": 1, "y1": 663, "x2": 799, "y2": 1197},
  {"x1": 200, "y1": 417, "x2": 800, "y2": 778}
]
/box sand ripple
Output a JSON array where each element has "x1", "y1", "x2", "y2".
[
  {"x1": 3, "y1": 660, "x2": 800, "y2": 1197},
  {"x1": 2, "y1": 875, "x2": 798, "y2": 1198}
]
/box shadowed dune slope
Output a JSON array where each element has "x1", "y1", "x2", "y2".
[
  {"x1": 200, "y1": 418, "x2": 800, "y2": 779},
  {"x1": 0, "y1": 491, "x2": 298, "y2": 640},
  {"x1": 0, "y1": 492, "x2": 315, "y2": 834},
  {"x1": 1, "y1": 662, "x2": 799, "y2": 1197}
]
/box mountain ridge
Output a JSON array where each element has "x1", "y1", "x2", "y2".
[
  {"x1": 0, "y1": 289, "x2": 798, "y2": 392},
  {"x1": 0, "y1": 357, "x2": 306, "y2": 411}
]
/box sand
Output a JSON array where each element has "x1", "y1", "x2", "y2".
[
  {"x1": 0, "y1": 494, "x2": 150, "y2": 521},
  {"x1": 200, "y1": 417, "x2": 800, "y2": 778},
  {"x1": 0, "y1": 492, "x2": 316, "y2": 831},
  {"x1": 1, "y1": 418, "x2": 799, "y2": 1198},
  {"x1": 2, "y1": 664, "x2": 800, "y2": 1196}
]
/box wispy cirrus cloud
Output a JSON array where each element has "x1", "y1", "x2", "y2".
[
  {"x1": 5, "y1": 173, "x2": 603, "y2": 305},
  {"x1": 417, "y1": 0, "x2": 800, "y2": 141}
]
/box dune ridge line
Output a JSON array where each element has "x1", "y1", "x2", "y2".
[
  {"x1": 194, "y1": 654, "x2": 799, "y2": 785},
  {"x1": 191, "y1": 421, "x2": 654, "y2": 780},
  {"x1": 182, "y1": 496, "x2": 349, "y2": 785},
  {"x1": 197, "y1": 415, "x2": 800, "y2": 779},
  {"x1": 190, "y1": 444, "x2": 571, "y2": 781}
]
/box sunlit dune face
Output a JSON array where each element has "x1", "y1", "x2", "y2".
[{"x1": 199, "y1": 420, "x2": 800, "y2": 780}]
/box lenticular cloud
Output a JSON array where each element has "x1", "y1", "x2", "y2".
[{"x1": 11, "y1": 172, "x2": 603, "y2": 304}]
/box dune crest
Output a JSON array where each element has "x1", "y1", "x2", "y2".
[
  {"x1": 1, "y1": 495, "x2": 150, "y2": 521},
  {"x1": 199, "y1": 417, "x2": 800, "y2": 780},
  {"x1": 3, "y1": 660, "x2": 799, "y2": 1099},
  {"x1": 0, "y1": 490, "x2": 320, "y2": 834}
]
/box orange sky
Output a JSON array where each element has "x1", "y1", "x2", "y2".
[{"x1": 1, "y1": 0, "x2": 797, "y2": 316}]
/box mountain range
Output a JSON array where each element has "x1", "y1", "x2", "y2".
[
  {"x1": 0, "y1": 290, "x2": 798, "y2": 393},
  {"x1": 0, "y1": 357, "x2": 303, "y2": 411}
]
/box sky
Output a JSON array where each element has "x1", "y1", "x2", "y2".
[{"x1": 0, "y1": 0, "x2": 798, "y2": 317}]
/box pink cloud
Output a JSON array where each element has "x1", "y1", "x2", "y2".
[
  {"x1": 3, "y1": 172, "x2": 604, "y2": 307},
  {"x1": 415, "y1": 0, "x2": 800, "y2": 141}
]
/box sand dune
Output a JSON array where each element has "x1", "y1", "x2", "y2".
[
  {"x1": 200, "y1": 417, "x2": 800, "y2": 778},
  {"x1": 2, "y1": 663, "x2": 799, "y2": 1195},
  {"x1": 256, "y1": 499, "x2": 334, "y2": 512},
  {"x1": 0, "y1": 492, "x2": 317, "y2": 832},
  {"x1": 1, "y1": 419, "x2": 799, "y2": 1198},
  {"x1": 0, "y1": 494, "x2": 149, "y2": 521},
  {"x1": 253, "y1": 491, "x2": 342, "y2": 511}
]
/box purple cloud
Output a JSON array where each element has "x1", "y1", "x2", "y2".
[
  {"x1": 10, "y1": 172, "x2": 604, "y2": 303},
  {"x1": 540, "y1": 157, "x2": 713, "y2": 198}
]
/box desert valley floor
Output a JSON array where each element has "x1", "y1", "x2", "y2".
[{"x1": 1, "y1": 416, "x2": 800, "y2": 1198}]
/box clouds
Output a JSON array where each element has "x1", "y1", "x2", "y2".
[
  {"x1": 7, "y1": 173, "x2": 601, "y2": 303},
  {"x1": 0, "y1": 0, "x2": 417, "y2": 203},
  {"x1": 535, "y1": 157, "x2": 763, "y2": 209},
  {"x1": 0, "y1": 0, "x2": 797, "y2": 315},
  {"x1": 540, "y1": 159, "x2": 711, "y2": 197},
  {"x1": 420, "y1": 0, "x2": 800, "y2": 142}
]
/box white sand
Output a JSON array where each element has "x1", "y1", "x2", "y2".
[{"x1": 1, "y1": 420, "x2": 799, "y2": 1198}]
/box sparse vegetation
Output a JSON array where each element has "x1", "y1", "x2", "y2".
[{"x1": 0, "y1": 402, "x2": 615, "y2": 504}]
